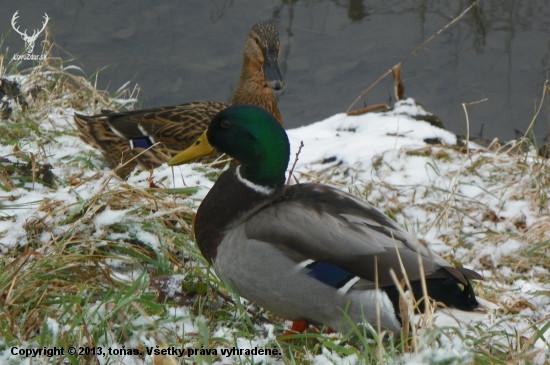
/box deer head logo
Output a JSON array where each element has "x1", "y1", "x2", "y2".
[{"x1": 11, "y1": 11, "x2": 49, "y2": 54}]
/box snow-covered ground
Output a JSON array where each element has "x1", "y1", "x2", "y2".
[{"x1": 1, "y1": 69, "x2": 549, "y2": 364}]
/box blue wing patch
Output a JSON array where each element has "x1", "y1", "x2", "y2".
[
  {"x1": 130, "y1": 137, "x2": 153, "y2": 150},
  {"x1": 306, "y1": 262, "x2": 355, "y2": 288}
]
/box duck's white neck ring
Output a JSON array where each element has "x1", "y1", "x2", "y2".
[{"x1": 235, "y1": 166, "x2": 275, "y2": 195}]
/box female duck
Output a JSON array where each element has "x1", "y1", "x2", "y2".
[
  {"x1": 74, "y1": 22, "x2": 283, "y2": 177},
  {"x1": 168, "y1": 105, "x2": 484, "y2": 333}
]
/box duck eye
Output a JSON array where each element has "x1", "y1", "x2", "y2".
[{"x1": 220, "y1": 119, "x2": 232, "y2": 128}]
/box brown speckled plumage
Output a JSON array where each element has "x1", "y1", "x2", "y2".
[{"x1": 74, "y1": 22, "x2": 283, "y2": 177}]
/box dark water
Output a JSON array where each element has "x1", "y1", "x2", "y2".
[{"x1": 2, "y1": 1, "x2": 550, "y2": 143}]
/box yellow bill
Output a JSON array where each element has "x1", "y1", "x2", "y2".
[{"x1": 167, "y1": 131, "x2": 216, "y2": 166}]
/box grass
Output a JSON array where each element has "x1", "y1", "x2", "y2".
[{"x1": 1, "y1": 36, "x2": 549, "y2": 364}]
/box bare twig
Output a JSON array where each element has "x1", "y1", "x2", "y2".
[
  {"x1": 392, "y1": 64, "x2": 405, "y2": 101},
  {"x1": 286, "y1": 141, "x2": 304, "y2": 185},
  {"x1": 347, "y1": 103, "x2": 389, "y2": 116},
  {"x1": 347, "y1": 2, "x2": 479, "y2": 114},
  {"x1": 462, "y1": 98, "x2": 488, "y2": 156},
  {"x1": 390, "y1": 231, "x2": 418, "y2": 354},
  {"x1": 523, "y1": 79, "x2": 549, "y2": 139}
]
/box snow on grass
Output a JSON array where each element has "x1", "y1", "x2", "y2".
[
  {"x1": 286, "y1": 98, "x2": 462, "y2": 166},
  {"x1": 1, "y1": 53, "x2": 549, "y2": 364}
]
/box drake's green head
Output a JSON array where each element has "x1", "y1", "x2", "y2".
[{"x1": 169, "y1": 105, "x2": 290, "y2": 189}]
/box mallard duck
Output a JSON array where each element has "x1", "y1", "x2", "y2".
[
  {"x1": 74, "y1": 22, "x2": 283, "y2": 177},
  {"x1": 167, "y1": 104, "x2": 484, "y2": 333}
]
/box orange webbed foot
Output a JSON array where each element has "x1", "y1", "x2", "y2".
[{"x1": 278, "y1": 319, "x2": 309, "y2": 342}]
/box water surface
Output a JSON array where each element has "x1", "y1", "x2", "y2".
[{"x1": 2, "y1": 0, "x2": 550, "y2": 143}]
